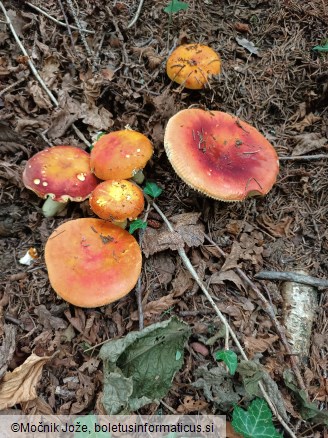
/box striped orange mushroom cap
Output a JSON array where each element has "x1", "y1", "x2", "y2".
[
  {"x1": 164, "y1": 109, "x2": 279, "y2": 201},
  {"x1": 166, "y1": 43, "x2": 221, "y2": 90},
  {"x1": 45, "y1": 218, "x2": 142, "y2": 308}
]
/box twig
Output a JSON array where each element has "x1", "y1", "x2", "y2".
[
  {"x1": 0, "y1": 77, "x2": 25, "y2": 96},
  {"x1": 148, "y1": 199, "x2": 297, "y2": 438},
  {"x1": 279, "y1": 154, "x2": 328, "y2": 161},
  {"x1": 127, "y1": 0, "x2": 145, "y2": 29},
  {"x1": 203, "y1": 233, "x2": 307, "y2": 393},
  {"x1": 26, "y1": 2, "x2": 95, "y2": 33},
  {"x1": 254, "y1": 270, "x2": 328, "y2": 289},
  {"x1": 65, "y1": 0, "x2": 93, "y2": 58},
  {"x1": 1, "y1": 1, "x2": 90, "y2": 147},
  {"x1": 57, "y1": 0, "x2": 76, "y2": 53}
]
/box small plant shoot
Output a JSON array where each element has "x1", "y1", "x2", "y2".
[
  {"x1": 129, "y1": 219, "x2": 147, "y2": 234},
  {"x1": 215, "y1": 350, "x2": 238, "y2": 376},
  {"x1": 164, "y1": 0, "x2": 189, "y2": 15},
  {"x1": 144, "y1": 181, "x2": 163, "y2": 198},
  {"x1": 313, "y1": 41, "x2": 328, "y2": 51}
]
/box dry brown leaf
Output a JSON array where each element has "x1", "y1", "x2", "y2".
[
  {"x1": 172, "y1": 268, "x2": 194, "y2": 297},
  {"x1": 28, "y1": 82, "x2": 53, "y2": 109},
  {"x1": 220, "y1": 241, "x2": 242, "y2": 271},
  {"x1": 234, "y1": 22, "x2": 251, "y2": 33},
  {"x1": 292, "y1": 133, "x2": 327, "y2": 156},
  {"x1": 0, "y1": 353, "x2": 51, "y2": 410},
  {"x1": 244, "y1": 334, "x2": 279, "y2": 357},
  {"x1": 34, "y1": 305, "x2": 68, "y2": 330},
  {"x1": 15, "y1": 117, "x2": 49, "y2": 133},
  {"x1": 151, "y1": 254, "x2": 176, "y2": 286},
  {"x1": 171, "y1": 212, "x2": 205, "y2": 247},
  {"x1": 80, "y1": 104, "x2": 114, "y2": 130},
  {"x1": 40, "y1": 56, "x2": 60, "y2": 87},
  {"x1": 210, "y1": 269, "x2": 246, "y2": 292},
  {"x1": 47, "y1": 108, "x2": 78, "y2": 139},
  {"x1": 130, "y1": 293, "x2": 178, "y2": 321},
  {"x1": 290, "y1": 113, "x2": 321, "y2": 132},
  {"x1": 142, "y1": 227, "x2": 184, "y2": 257},
  {"x1": 257, "y1": 214, "x2": 293, "y2": 237},
  {"x1": 226, "y1": 421, "x2": 243, "y2": 438},
  {"x1": 177, "y1": 395, "x2": 209, "y2": 413}
]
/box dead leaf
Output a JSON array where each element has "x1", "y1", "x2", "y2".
[
  {"x1": 171, "y1": 213, "x2": 205, "y2": 247},
  {"x1": 142, "y1": 227, "x2": 184, "y2": 257},
  {"x1": 190, "y1": 342, "x2": 209, "y2": 357},
  {"x1": 47, "y1": 108, "x2": 79, "y2": 139},
  {"x1": 130, "y1": 293, "x2": 178, "y2": 321},
  {"x1": 210, "y1": 269, "x2": 246, "y2": 292},
  {"x1": 40, "y1": 56, "x2": 60, "y2": 87},
  {"x1": 151, "y1": 254, "x2": 176, "y2": 286},
  {"x1": 244, "y1": 334, "x2": 279, "y2": 357},
  {"x1": 172, "y1": 268, "x2": 194, "y2": 297},
  {"x1": 0, "y1": 325, "x2": 16, "y2": 379},
  {"x1": 290, "y1": 113, "x2": 321, "y2": 132},
  {"x1": 236, "y1": 37, "x2": 259, "y2": 55},
  {"x1": 257, "y1": 214, "x2": 293, "y2": 237},
  {"x1": 292, "y1": 133, "x2": 327, "y2": 156},
  {"x1": 0, "y1": 353, "x2": 51, "y2": 410},
  {"x1": 28, "y1": 82, "x2": 53, "y2": 109},
  {"x1": 220, "y1": 241, "x2": 242, "y2": 271},
  {"x1": 234, "y1": 22, "x2": 251, "y2": 33},
  {"x1": 34, "y1": 305, "x2": 68, "y2": 330},
  {"x1": 177, "y1": 395, "x2": 209, "y2": 413},
  {"x1": 80, "y1": 104, "x2": 114, "y2": 130},
  {"x1": 226, "y1": 422, "x2": 244, "y2": 438}
]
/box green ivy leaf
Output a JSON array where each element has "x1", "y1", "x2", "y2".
[
  {"x1": 215, "y1": 350, "x2": 238, "y2": 376},
  {"x1": 164, "y1": 0, "x2": 189, "y2": 15},
  {"x1": 129, "y1": 219, "x2": 147, "y2": 234},
  {"x1": 313, "y1": 42, "x2": 328, "y2": 51},
  {"x1": 143, "y1": 181, "x2": 163, "y2": 198},
  {"x1": 232, "y1": 398, "x2": 283, "y2": 438}
]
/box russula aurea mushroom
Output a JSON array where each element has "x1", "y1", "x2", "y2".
[
  {"x1": 89, "y1": 179, "x2": 144, "y2": 227},
  {"x1": 164, "y1": 108, "x2": 279, "y2": 201},
  {"x1": 90, "y1": 129, "x2": 153, "y2": 183},
  {"x1": 45, "y1": 218, "x2": 142, "y2": 308},
  {"x1": 23, "y1": 146, "x2": 99, "y2": 217},
  {"x1": 166, "y1": 43, "x2": 221, "y2": 90}
]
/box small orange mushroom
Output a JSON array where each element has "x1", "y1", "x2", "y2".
[
  {"x1": 45, "y1": 218, "x2": 142, "y2": 308},
  {"x1": 90, "y1": 129, "x2": 153, "y2": 181},
  {"x1": 89, "y1": 179, "x2": 144, "y2": 224},
  {"x1": 166, "y1": 43, "x2": 221, "y2": 90},
  {"x1": 22, "y1": 146, "x2": 99, "y2": 217},
  {"x1": 164, "y1": 108, "x2": 279, "y2": 201}
]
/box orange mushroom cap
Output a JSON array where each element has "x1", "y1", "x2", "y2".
[
  {"x1": 166, "y1": 43, "x2": 221, "y2": 90},
  {"x1": 164, "y1": 109, "x2": 279, "y2": 201},
  {"x1": 90, "y1": 130, "x2": 153, "y2": 180},
  {"x1": 89, "y1": 179, "x2": 144, "y2": 221},
  {"x1": 45, "y1": 218, "x2": 142, "y2": 308},
  {"x1": 22, "y1": 146, "x2": 99, "y2": 202}
]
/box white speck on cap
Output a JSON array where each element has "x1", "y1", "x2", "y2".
[
  {"x1": 34, "y1": 179, "x2": 40, "y2": 185},
  {"x1": 77, "y1": 173, "x2": 86, "y2": 181}
]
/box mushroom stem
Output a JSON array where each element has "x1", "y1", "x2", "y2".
[
  {"x1": 42, "y1": 197, "x2": 67, "y2": 217},
  {"x1": 112, "y1": 219, "x2": 128, "y2": 229},
  {"x1": 131, "y1": 169, "x2": 145, "y2": 184}
]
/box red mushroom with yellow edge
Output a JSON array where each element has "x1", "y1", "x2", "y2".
[
  {"x1": 90, "y1": 129, "x2": 153, "y2": 183},
  {"x1": 89, "y1": 179, "x2": 144, "y2": 228},
  {"x1": 166, "y1": 43, "x2": 221, "y2": 90},
  {"x1": 164, "y1": 108, "x2": 279, "y2": 201},
  {"x1": 22, "y1": 146, "x2": 99, "y2": 217},
  {"x1": 45, "y1": 218, "x2": 142, "y2": 308}
]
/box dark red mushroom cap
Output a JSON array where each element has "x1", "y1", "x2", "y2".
[
  {"x1": 164, "y1": 109, "x2": 279, "y2": 201},
  {"x1": 22, "y1": 146, "x2": 99, "y2": 202}
]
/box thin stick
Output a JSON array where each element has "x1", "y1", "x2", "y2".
[
  {"x1": 65, "y1": 0, "x2": 93, "y2": 58},
  {"x1": 279, "y1": 154, "x2": 328, "y2": 161},
  {"x1": 57, "y1": 0, "x2": 76, "y2": 53},
  {"x1": 0, "y1": 77, "x2": 25, "y2": 96},
  {"x1": 149, "y1": 199, "x2": 296, "y2": 438},
  {"x1": 1, "y1": 1, "x2": 90, "y2": 147},
  {"x1": 127, "y1": 0, "x2": 145, "y2": 29},
  {"x1": 203, "y1": 233, "x2": 307, "y2": 393},
  {"x1": 254, "y1": 270, "x2": 328, "y2": 289},
  {"x1": 26, "y1": 2, "x2": 95, "y2": 33}
]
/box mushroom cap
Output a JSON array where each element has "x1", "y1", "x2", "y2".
[
  {"x1": 166, "y1": 43, "x2": 221, "y2": 90},
  {"x1": 89, "y1": 179, "x2": 144, "y2": 221},
  {"x1": 164, "y1": 108, "x2": 279, "y2": 201},
  {"x1": 45, "y1": 218, "x2": 142, "y2": 307},
  {"x1": 23, "y1": 146, "x2": 99, "y2": 202},
  {"x1": 90, "y1": 130, "x2": 153, "y2": 180}
]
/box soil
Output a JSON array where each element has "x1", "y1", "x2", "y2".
[{"x1": 0, "y1": 0, "x2": 327, "y2": 435}]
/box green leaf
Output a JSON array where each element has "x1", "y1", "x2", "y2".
[
  {"x1": 164, "y1": 0, "x2": 189, "y2": 14},
  {"x1": 232, "y1": 398, "x2": 283, "y2": 438},
  {"x1": 99, "y1": 317, "x2": 191, "y2": 414},
  {"x1": 129, "y1": 219, "x2": 147, "y2": 234},
  {"x1": 215, "y1": 350, "x2": 238, "y2": 375},
  {"x1": 313, "y1": 42, "x2": 328, "y2": 52},
  {"x1": 74, "y1": 415, "x2": 111, "y2": 438},
  {"x1": 143, "y1": 181, "x2": 163, "y2": 198}
]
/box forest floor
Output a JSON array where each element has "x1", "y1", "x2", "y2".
[{"x1": 0, "y1": 0, "x2": 327, "y2": 436}]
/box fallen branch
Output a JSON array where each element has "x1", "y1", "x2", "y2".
[
  {"x1": 254, "y1": 270, "x2": 328, "y2": 289},
  {"x1": 127, "y1": 0, "x2": 145, "y2": 29},
  {"x1": 149, "y1": 199, "x2": 296, "y2": 438},
  {"x1": 279, "y1": 154, "x2": 328, "y2": 161},
  {"x1": 65, "y1": 0, "x2": 93, "y2": 58},
  {"x1": 1, "y1": 1, "x2": 90, "y2": 147}
]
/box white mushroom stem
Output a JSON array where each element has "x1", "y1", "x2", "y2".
[
  {"x1": 19, "y1": 248, "x2": 38, "y2": 266},
  {"x1": 131, "y1": 169, "x2": 145, "y2": 184},
  {"x1": 42, "y1": 197, "x2": 67, "y2": 217}
]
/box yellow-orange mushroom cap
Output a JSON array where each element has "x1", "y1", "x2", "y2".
[
  {"x1": 89, "y1": 179, "x2": 144, "y2": 221},
  {"x1": 45, "y1": 218, "x2": 142, "y2": 308},
  {"x1": 90, "y1": 130, "x2": 153, "y2": 180},
  {"x1": 166, "y1": 43, "x2": 221, "y2": 90},
  {"x1": 164, "y1": 109, "x2": 279, "y2": 201}
]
